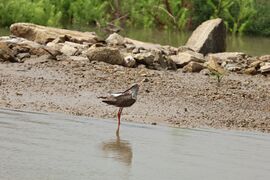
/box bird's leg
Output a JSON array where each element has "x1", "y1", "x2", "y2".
[{"x1": 116, "y1": 107, "x2": 123, "y2": 135}]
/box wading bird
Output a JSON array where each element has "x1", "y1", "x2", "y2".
[{"x1": 98, "y1": 83, "x2": 140, "y2": 135}]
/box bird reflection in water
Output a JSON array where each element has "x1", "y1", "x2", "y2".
[{"x1": 101, "y1": 133, "x2": 133, "y2": 166}]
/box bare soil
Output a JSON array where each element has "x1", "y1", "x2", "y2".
[{"x1": 0, "y1": 58, "x2": 269, "y2": 132}]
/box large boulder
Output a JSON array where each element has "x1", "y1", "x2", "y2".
[
  {"x1": 186, "y1": 18, "x2": 226, "y2": 55},
  {"x1": 86, "y1": 47, "x2": 124, "y2": 65},
  {"x1": 10, "y1": 23, "x2": 100, "y2": 44}
]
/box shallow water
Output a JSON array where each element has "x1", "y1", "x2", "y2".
[
  {"x1": 1, "y1": 109, "x2": 270, "y2": 180},
  {"x1": 123, "y1": 29, "x2": 270, "y2": 56}
]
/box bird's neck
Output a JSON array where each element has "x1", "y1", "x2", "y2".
[{"x1": 131, "y1": 88, "x2": 138, "y2": 99}]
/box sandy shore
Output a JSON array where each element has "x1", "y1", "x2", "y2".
[{"x1": 0, "y1": 59, "x2": 269, "y2": 132}]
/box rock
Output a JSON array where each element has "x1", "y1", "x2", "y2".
[
  {"x1": 16, "y1": 52, "x2": 31, "y2": 60},
  {"x1": 0, "y1": 36, "x2": 58, "y2": 57},
  {"x1": 170, "y1": 51, "x2": 205, "y2": 67},
  {"x1": 178, "y1": 46, "x2": 194, "y2": 52},
  {"x1": 0, "y1": 42, "x2": 17, "y2": 62},
  {"x1": 125, "y1": 37, "x2": 163, "y2": 52},
  {"x1": 207, "y1": 52, "x2": 247, "y2": 62},
  {"x1": 63, "y1": 41, "x2": 89, "y2": 50},
  {"x1": 260, "y1": 63, "x2": 270, "y2": 73},
  {"x1": 106, "y1": 33, "x2": 125, "y2": 46},
  {"x1": 24, "y1": 55, "x2": 50, "y2": 64},
  {"x1": 244, "y1": 67, "x2": 257, "y2": 75},
  {"x1": 224, "y1": 64, "x2": 242, "y2": 72},
  {"x1": 183, "y1": 62, "x2": 205, "y2": 73},
  {"x1": 200, "y1": 68, "x2": 211, "y2": 75},
  {"x1": 186, "y1": 18, "x2": 226, "y2": 55},
  {"x1": 86, "y1": 47, "x2": 124, "y2": 65},
  {"x1": 134, "y1": 51, "x2": 158, "y2": 65},
  {"x1": 134, "y1": 51, "x2": 176, "y2": 70},
  {"x1": 259, "y1": 55, "x2": 270, "y2": 61},
  {"x1": 60, "y1": 44, "x2": 78, "y2": 56},
  {"x1": 162, "y1": 45, "x2": 178, "y2": 56},
  {"x1": 205, "y1": 56, "x2": 226, "y2": 75},
  {"x1": 69, "y1": 56, "x2": 89, "y2": 62},
  {"x1": 207, "y1": 52, "x2": 249, "y2": 72},
  {"x1": 249, "y1": 60, "x2": 263, "y2": 68},
  {"x1": 123, "y1": 55, "x2": 136, "y2": 67},
  {"x1": 10, "y1": 23, "x2": 100, "y2": 44},
  {"x1": 46, "y1": 42, "x2": 63, "y2": 51}
]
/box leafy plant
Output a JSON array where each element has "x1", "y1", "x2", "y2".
[
  {"x1": 206, "y1": 0, "x2": 256, "y2": 35},
  {"x1": 210, "y1": 71, "x2": 224, "y2": 86},
  {"x1": 0, "y1": 0, "x2": 268, "y2": 36}
]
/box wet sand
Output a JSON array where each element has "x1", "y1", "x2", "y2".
[{"x1": 0, "y1": 59, "x2": 269, "y2": 132}]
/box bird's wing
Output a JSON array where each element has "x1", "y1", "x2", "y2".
[{"x1": 111, "y1": 93, "x2": 123, "y2": 97}]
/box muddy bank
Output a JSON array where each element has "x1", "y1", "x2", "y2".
[
  {"x1": 0, "y1": 59, "x2": 269, "y2": 132},
  {"x1": 0, "y1": 20, "x2": 270, "y2": 133}
]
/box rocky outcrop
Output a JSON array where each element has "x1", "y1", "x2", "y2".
[
  {"x1": 1, "y1": 22, "x2": 269, "y2": 76},
  {"x1": 10, "y1": 23, "x2": 100, "y2": 44},
  {"x1": 186, "y1": 18, "x2": 226, "y2": 55}
]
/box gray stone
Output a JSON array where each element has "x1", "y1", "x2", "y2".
[
  {"x1": 259, "y1": 55, "x2": 270, "y2": 61},
  {"x1": 134, "y1": 51, "x2": 176, "y2": 70},
  {"x1": 134, "y1": 51, "x2": 157, "y2": 65},
  {"x1": 69, "y1": 56, "x2": 89, "y2": 62},
  {"x1": 123, "y1": 55, "x2": 136, "y2": 67},
  {"x1": 224, "y1": 64, "x2": 242, "y2": 72},
  {"x1": 106, "y1": 33, "x2": 125, "y2": 45},
  {"x1": 60, "y1": 44, "x2": 78, "y2": 56},
  {"x1": 16, "y1": 53, "x2": 31, "y2": 60},
  {"x1": 46, "y1": 42, "x2": 63, "y2": 51},
  {"x1": 86, "y1": 47, "x2": 124, "y2": 65},
  {"x1": 207, "y1": 52, "x2": 247, "y2": 62},
  {"x1": 260, "y1": 63, "x2": 270, "y2": 73},
  {"x1": 125, "y1": 37, "x2": 163, "y2": 52},
  {"x1": 24, "y1": 55, "x2": 50, "y2": 64},
  {"x1": 186, "y1": 18, "x2": 226, "y2": 55}
]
